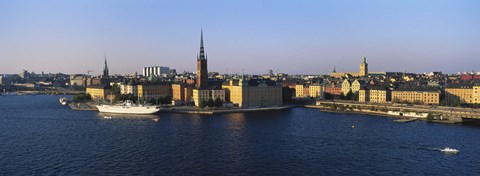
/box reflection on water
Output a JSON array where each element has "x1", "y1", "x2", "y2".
[{"x1": 0, "y1": 95, "x2": 480, "y2": 175}]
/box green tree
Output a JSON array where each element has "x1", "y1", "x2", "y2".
[
  {"x1": 199, "y1": 100, "x2": 207, "y2": 108},
  {"x1": 207, "y1": 98, "x2": 215, "y2": 107},
  {"x1": 73, "y1": 93, "x2": 92, "y2": 102},
  {"x1": 214, "y1": 97, "x2": 223, "y2": 108}
]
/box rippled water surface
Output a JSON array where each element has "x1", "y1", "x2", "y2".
[{"x1": 1, "y1": 95, "x2": 480, "y2": 175}]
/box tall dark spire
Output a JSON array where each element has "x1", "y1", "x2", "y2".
[
  {"x1": 199, "y1": 29, "x2": 206, "y2": 60},
  {"x1": 103, "y1": 53, "x2": 109, "y2": 78},
  {"x1": 196, "y1": 30, "x2": 208, "y2": 89}
]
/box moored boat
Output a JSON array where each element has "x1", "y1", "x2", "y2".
[{"x1": 96, "y1": 100, "x2": 159, "y2": 115}]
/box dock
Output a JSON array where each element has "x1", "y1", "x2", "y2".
[
  {"x1": 69, "y1": 102, "x2": 98, "y2": 111},
  {"x1": 393, "y1": 118, "x2": 418, "y2": 123}
]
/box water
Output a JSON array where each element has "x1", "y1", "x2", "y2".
[{"x1": 1, "y1": 95, "x2": 480, "y2": 175}]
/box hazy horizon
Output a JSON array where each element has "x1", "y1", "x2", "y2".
[{"x1": 1, "y1": 0, "x2": 479, "y2": 75}]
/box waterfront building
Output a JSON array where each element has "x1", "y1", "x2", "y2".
[
  {"x1": 172, "y1": 83, "x2": 193, "y2": 102},
  {"x1": 391, "y1": 87, "x2": 440, "y2": 105},
  {"x1": 359, "y1": 84, "x2": 390, "y2": 103},
  {"x1": 473, "y1": 85, "x2": 480, "y2": 104},
  {"x1": 369, "y1": 85, "x2": 390, "y2": 103},
  {"x1": 222, "y1": 79, "x2": 282, "y2": 108},
  {"x1": 137, "y1": 83, "x2": 172, "y2": 99},
  {"x1": 444, "y1": 83, "x2": 473, "y2": 105},
  {"x1": 359, "y1": 88, "x2": 369, "y2": 102},
  {"x1": 143, "y1": 66, "x2": 170, "y2": 77},
  {"x1": 86, "y1": 85, "x2": 112, "y2": 100},
  {"x1": 192, "y1": 89, "x2": 225, "y2": 106}
]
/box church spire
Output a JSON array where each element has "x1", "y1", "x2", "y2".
[
  {"x1": 199, "y1": 29, "x2": 206, "y2": 60},
  {"x1": 333, "y1": 65, "x2": 336, "y2": 73},
  {"x1": 103, "y1": 53, "x2": 109, "y2": 78}
]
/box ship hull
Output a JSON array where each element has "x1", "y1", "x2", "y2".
[{"x1": 96, "y1": 105, "x2": 160, "y2": 115}]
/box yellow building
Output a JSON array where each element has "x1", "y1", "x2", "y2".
[
  {"x1": 222, "y1": 79, "x2": 282, "y2": 108},
  {"x1": 351, "y1": 79, "x2": 364, "y2": 93},
  {"x1": 309, "y1": 83, "x2": 323, "y2": 98},
  {"x1": 359, "y1": 85, "x2": 390, "y2": 103},
  {"x1": 341, "y1": 79, "x2": 351, "y2": 95},
  {"x1": 473, "y1": 86, "x2": 480, "y2": 104},
  {"x1": 86, "y1": 85, "x2": 112, "y2": 100},
  {"x1": 295, "y1": 84, "x2": 308, "y2": 98},
  {"x1": 444, "y1": 83, "x2": 473, "y2": 105},
  {"x1": 119, "y1": 82, "x2": 138, "y2": 96},
  {"x1": 172, "y1": 83, "x2": 193, "y2": 102},
  {"x1": 359, "y1": 89, "x2": 368, "y2": 102},
  {"x1": 192, "y1": 88, "x2": 225, "y2": 106},
  {"x1": 392, "y1": 87, "x2": 440, "y2": 105},
  {"x1": 137, "y1": 83, "x2": 172, "y2": 99}
]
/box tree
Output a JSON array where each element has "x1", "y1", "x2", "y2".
[
  {"x1": 214, "y1": 97, "x2": 223, "y2": 108},
  {"x1": 207, "y1": 98, "x2": 215, "y2": 107},
  {"x1": 324, "y1": 92, "x2": 333, "y2": 100},
  {"x1": 351, "y1": 92, "x2": 359, "y2": 101},
  {"x1": 73, "y1": 93, "x2": 92, "y2": 102},
  {"x1": 199, "y1": 100, "x2": 207, "y2": 108}
]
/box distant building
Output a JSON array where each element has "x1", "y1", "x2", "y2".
[
  {"x1": 341, "y1": 79, "x2": 351, "y2": 95},
  {"x1": 359, "y1": 56, "x2": 368, "y2": 77},
  {"x1": 309, "y1": 83, "x2": 323, "y2": 98},
  {"x1": 143, "y1": 66, "x2": 170, "y2": 77}
]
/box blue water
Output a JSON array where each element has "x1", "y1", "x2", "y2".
[{"x1": 1, "y1": 95, "x2": 479, "y2": 175}]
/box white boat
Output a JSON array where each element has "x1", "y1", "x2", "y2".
[
  {"x1": 440, "y1": 147, "x2": 459, "y2": 154},
  {"x1": 96, "y1": 100, "x2": 160, "y2": 115},
  {"x1": 59, "y1": 97, "x2": 69, "y2": 106}
]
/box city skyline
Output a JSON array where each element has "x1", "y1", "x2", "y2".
[{"x1": 1, "y1": 0, "x2": 480, "y2": 75}]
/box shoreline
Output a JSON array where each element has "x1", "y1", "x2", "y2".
[{"x1": 304, "y1": 105, "x2": 458, "y2": 124}]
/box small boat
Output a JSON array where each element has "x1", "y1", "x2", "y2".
[
  {"x1": 104, "y1": 116, "x2": 112, "y2": 119},
  {"x1": 152, "y1": 118, "x2": 159, "y2": 122},
  {"x1": 440, "y1": 147, "x2": 459, "y2": 154},
  {"x1": 59, "y1": 97, "x2": 69, "y2": 106}
]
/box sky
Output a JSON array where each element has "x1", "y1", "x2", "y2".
[{"x1": 0, "y1": 0, "x2": 479, "y2": 75}]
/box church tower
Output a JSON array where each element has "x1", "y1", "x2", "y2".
[
  {"x1": 196, "y1": 30, "x2": 208, "y2": 89},
  {"x1": 102, "y1": 54, "x2": 110, "y2": 84},
  {"x1": 359, "y1": 56, "x2": 368, "y2": 77}
]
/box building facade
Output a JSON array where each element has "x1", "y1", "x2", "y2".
[
  {"x1": 143, "y1": 66, "x2": 170, "y2": 77},
  {"x1": 137, "y1": 83, "x2": 172, "y2": 99},
  {"x1": 86, "y1": 85, "x2": 112, "y2": 100},
  {"x1": 222, "y1": 79, "x2": 282, "y2": 108},
  {"x1": 444, "y1": 83, "x2": 473, "y2": 105},
  {"x1": 392, "y1": 88, "x2": 440, "y2": 105}
]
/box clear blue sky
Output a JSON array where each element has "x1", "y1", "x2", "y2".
[{"x1": 1, "y1": 0, "x2": 479, "y2": 75}]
